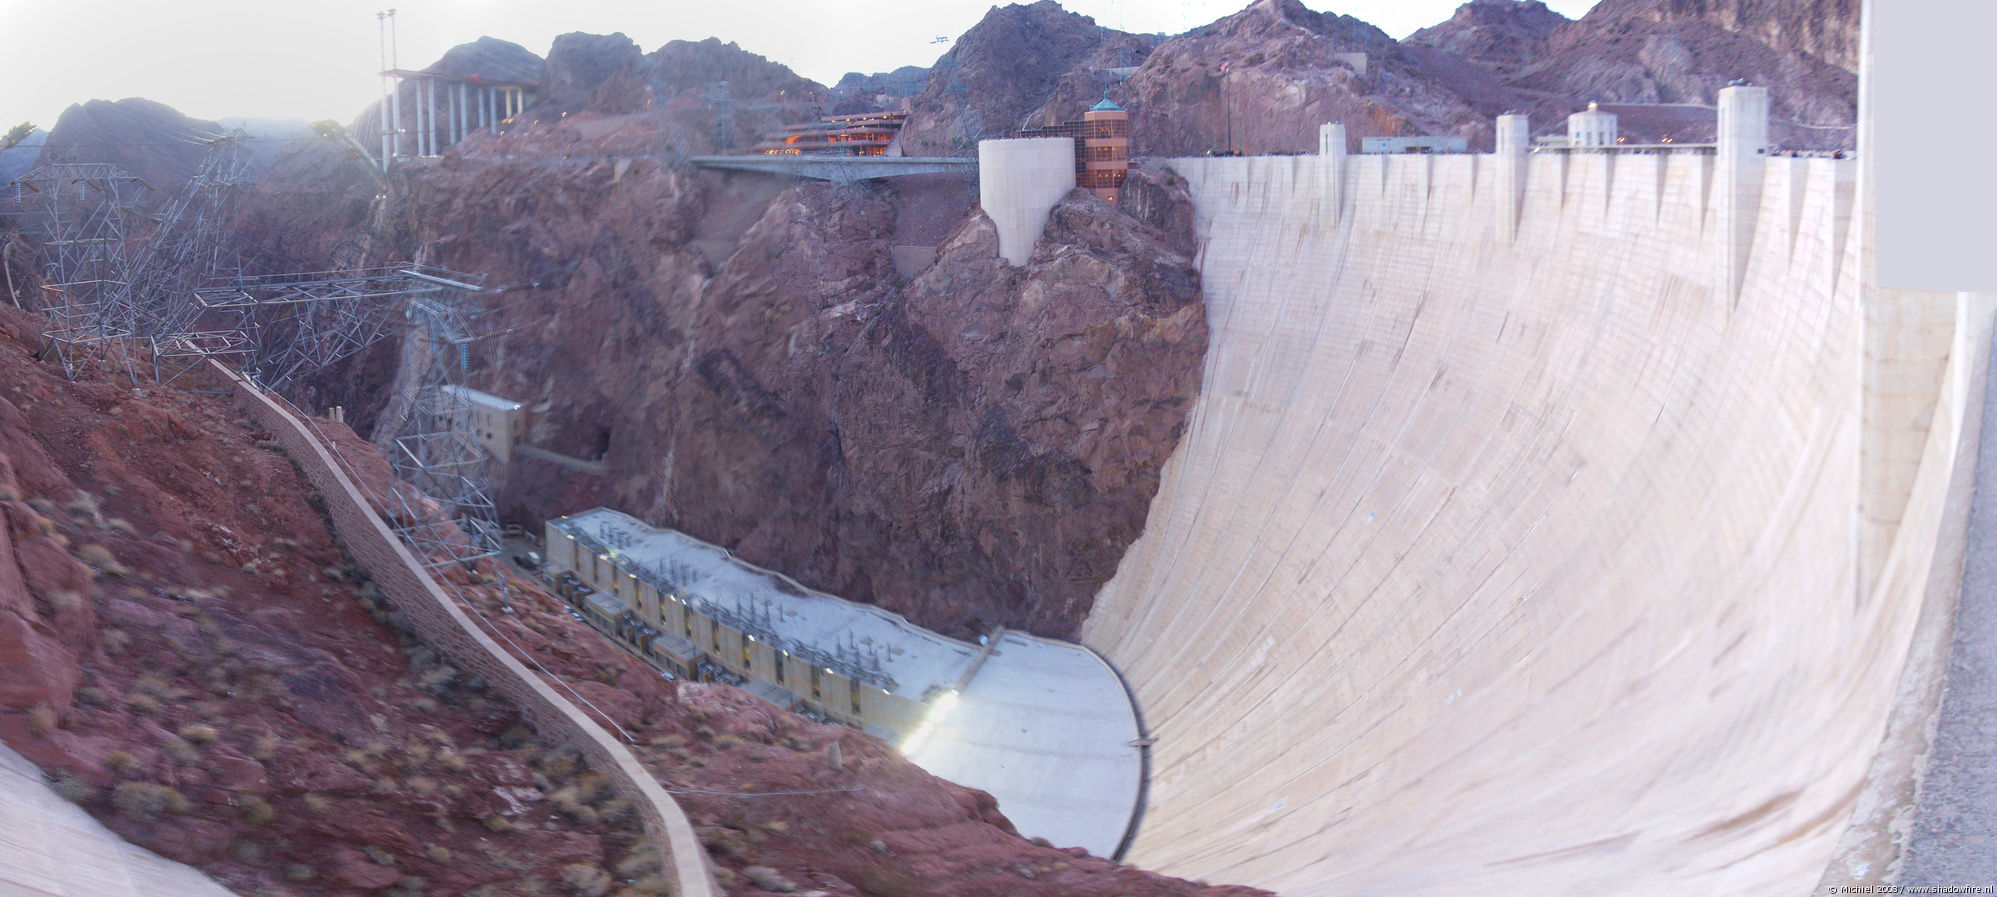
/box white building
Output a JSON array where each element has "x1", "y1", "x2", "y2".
[{"x1": 1567, "y1": 101, "x2": 1620, "y2": 147}]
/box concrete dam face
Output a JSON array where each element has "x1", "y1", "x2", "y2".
[{"x1": 1078, "y1": 140, "x2": 1982, "y2": 894}]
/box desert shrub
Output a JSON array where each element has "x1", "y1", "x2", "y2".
[
  {"x1": 229, "y1": 839, "x2": 267, "y2": 864},
  {"x1": 250, "y1": 734, "x2": 278, "y2": 760},
  {"x1": 124, "y1": 693, "x2": 158, "y2": 714},
  {"x1": 111, "y1": 782, "x2": 188, "y2": 821},
  {"x1": 76, "y1": 544, "x2": 129, "y2": 577},
  {"x1": 425, "y1": 845, "x2": 452, "y2": 864},
  {"x1": 557, "y1": 864, "x2": 612, "y2": 897},
  {"x1": 45, "y1": 770, "x2": 97, "y2": 804},
  {"x1": 482, "y1": 814, "x2": 514, "y2": 832},
  {"x1": 177, "y1": 723, "x2": 219, "y2": 745},
  {"x1": 101, "y1": 629, "x2": 131, "y2": 655},
  {"x1": 25, "y1": 703, "x2": 57, "y2": 735},
  {"x1": 238, "y1": 794, "x2": 275, "y2": 826},
  {"x1": 104, "y1": 751, "x2": 139, "y2": 774},
  {"x1": 612, "y1": 877, "x2": 673, "y2": 897},
  {"x1": 596, "y1": 797, "x2": 633, "y2": 826},
  {"x1": 613, "y1": 847, "x2": 661, "y2": 878},
  {"x1": 160, "y1": 735, "x2": 200, "y2": 764}
]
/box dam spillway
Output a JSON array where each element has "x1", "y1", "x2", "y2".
[{"x1": 1076, "y1": 141, "x2": 1984, "y2": 894}]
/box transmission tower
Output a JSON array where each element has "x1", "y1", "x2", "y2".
[
  {"x1": 377, "y1": 277, "x2": 504, "y2": 572},
  {"x1": 10, "y1": 163, "x2": 145, "y2": 379}
]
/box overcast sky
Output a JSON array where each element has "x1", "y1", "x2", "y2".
[{"x1": 0, "y1": 0, "x2": 1600, "y2": 130}]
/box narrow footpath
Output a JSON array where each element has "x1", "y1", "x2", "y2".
[{"x1": 1903, "y1": 328, "x2": 1997, "y2": 887}]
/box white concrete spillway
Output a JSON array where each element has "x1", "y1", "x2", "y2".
[
  {"x1": 1078, "y1": 143, "x2": 1989, "y2": 894},
  {"x1": 0, "y1": 743, "x2": 238, "y2": 897},
  {"x1": 552, "y1": 509, "x2": 1142, "y2": 857}
]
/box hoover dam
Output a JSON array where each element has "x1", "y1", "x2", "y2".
[
  {"x1": 1063, "y1": 94, "x2": 1986, "y2": 894},
  {"x1": 7, "y1": 1, "x2": 1996, "y2": 894}
]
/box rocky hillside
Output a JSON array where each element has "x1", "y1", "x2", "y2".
[
  {"x1": 520, "y1": 33, "x2": 826, "y2": 154},
  {"x1": 1122, "y1": 0, "x2": 1482, "y2": 154},
  {"x1": 375, "y1": 129, "x2": 1200, "y2": 641},
  {"x1": 1, "y1": 127, "x2": 48, "y2": 184},
  {"x1": 0, "y1": 300, "x2": 1258, "y2": 896},
  {"x1": 898, "y1": 1, "x2": 1160, "y2": 155},
  {"x1": 1616, "y1": 0, "x2": 1858, "y2": 72},
  {"x1": 31, "y1": 99, "x2": 220, "y2": 194},
  {"x1": 894, "y1": 0, "x2": 1858, "y2": 156},
  {"x1": 830, "y1": 66, "x2": 929, "y2": 114},
  {"x1": 1405, "y1": 0, "x2": 1856, "y2": 147},
  {"x1": 0, "y1": 304, "x2": 654, "y2": 896}
]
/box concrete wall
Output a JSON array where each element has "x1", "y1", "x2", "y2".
[
  {"x1": 1080, "y1": 146, "x2": 1983, "y2": 895},
  {"x1": 216, "y1": 364, "x2": 720, "y2": 897},
  {"x1": 0, "y1": 742, "x2": 239, "y2": 897},
  {"x1": 978, "y1": 138, "x2": 1077, "y2": 266}
]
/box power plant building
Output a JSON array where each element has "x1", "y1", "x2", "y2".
[{"x1": 542, "y1": 508, "x2": 1144, "y2": 856}]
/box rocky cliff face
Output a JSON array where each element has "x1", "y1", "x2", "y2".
[
  {"x1": 1403, "y1": 0, "x2": 1856, "y2": 147},
  {"x1": 33, "y1": 99, "x2": 220, "y2": 194},
  {"x1": 222, "y1": 29, "x2": 1208, "y2": 642},
  {"x1": 340, "y1": 119, "x2": 1206, "y2": 639},
  {"x1": 1515, "y1": 0, "x2": 1856, "y2": 145},
  {"x1": 1122, "y1": 0, "x2": 1481, "y2": 154},
  {"x1": 1405, "y1": 0, "x2": 1568, "y2": 81},
  {"x1": 831, "y1": 65, "x2": 930, "y2": 114},
  {"x1": 894, "y1": 0, "x2": 1858, "y2": 156},
  {"x1": 898, "y1": 1, "x2": 1158, "y2": 155},
  {"x1": 1615, "y1": 0, "x2": 1858, "y2": 72}
]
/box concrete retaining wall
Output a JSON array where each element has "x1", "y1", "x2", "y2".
[{"x1": 212, "y1": 362, "x2": 718, "y2": 897}]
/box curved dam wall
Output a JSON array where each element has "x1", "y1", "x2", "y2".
[
  {"x1": 0, "y1": 742, "x2": 239, "y2": 897},
  {"x1": 1080, "y1": 145, "x2": 1984, "y2": 895}
]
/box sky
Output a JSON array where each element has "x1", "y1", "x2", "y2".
[{"x1": 0, "y1": 0, "x2": 1601, "y2": 131}]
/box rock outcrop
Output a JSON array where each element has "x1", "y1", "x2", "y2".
[
  {"x1": 898, "y1": 1, "x2": 1158, "y2": 155},
  {"x1": 1122, "y1": 0, "x2": 1480, "y2": 154},
  {"x1": 34, "y1": 99, "x2": 220, "y2": 195},
  {"x1": 1404, "y1": 0, "x2": 1857, "y2": 147},
  {"x1": 348, "y1": 121, "x2": 1205, "y2": 639}
]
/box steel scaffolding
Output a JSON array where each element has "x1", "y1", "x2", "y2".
[
  {"x1": 10, "y1": 163, "x2": 145, "y2": 379},
  {"x1": 205, "y1": 264, "x2": 506, "y2": 572},
  {"x1": 10, "y1": 133, "x2": 255, "y2": 382}
]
